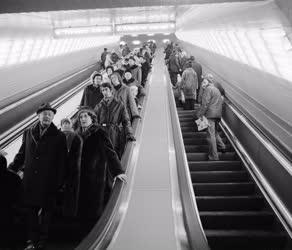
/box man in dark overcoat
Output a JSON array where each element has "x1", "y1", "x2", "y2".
[{"x1": 9, "y1": 103, "x2": 67, "y2": 250}]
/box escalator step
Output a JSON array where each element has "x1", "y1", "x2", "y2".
[
  {"x1": 191, "y1": 171, "x2": 249, "y2": 183},
  {"x1": 196, "y1": 196, "x2": 265, "y2": 211},
  {"x1": 182, "y1": 131, "x2": 224, "y2": 138},
  {"x1": 189, "y1": 161, "x2": 242, "y2": 171},
  {"x1": 187, "y1": 152, "x2": 237, "y2": 161},
  {"x1": 200, "y1": 211, "x2": 275, "y2": 230},
  {"x1": 185, "y1": 144, "x2": 232, "y2": 153},
  {"x1": 183, "y1": 137, "x2": 228, "y2": 145},
  {"x1": 193, "y1": 182, "x2": 255, "y2": 196},
  {"x1": 205, "y1": 230, "x2": 287, "y2": 250}
]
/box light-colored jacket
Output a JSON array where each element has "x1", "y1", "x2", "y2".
[
  {"x1": 197, "y1": 83, "x2": 223, "y2": 119},
  {"x1": 181, "y1": 67, "x2": 198, "y2": 100}
]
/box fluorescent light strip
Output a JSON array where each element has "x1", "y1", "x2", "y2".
[{"x1": 55, "y1": 26, "x2": 112, "y2": 36}]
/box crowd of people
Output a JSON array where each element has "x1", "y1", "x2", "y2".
[
  {"x1": 0, "y1": 40, "x2": 155, "y2": 250},
  {"x1": 165, "y1": 41, "x2": 227, "y2": 161}
]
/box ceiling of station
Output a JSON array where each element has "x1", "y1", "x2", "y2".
[
  {"x1": 0, "y1": 0, "x2": 268, "y2": 37},
  {"x1": 1, "y1": 0, "x2": 264, "y2": 14}
]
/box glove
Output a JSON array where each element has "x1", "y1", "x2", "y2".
[{"x1": 127, "y1": 135, "x2": 136, "y2": 142}]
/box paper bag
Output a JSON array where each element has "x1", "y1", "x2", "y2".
[{"x1": 195, "y1": 116, "x2": 209, "y2": 131}]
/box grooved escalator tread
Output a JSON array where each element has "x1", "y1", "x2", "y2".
[
  {"x1": 176, "y1": 103, "x2": 290, "y2": 250},
  {"x1": 193, "y1": 182, "x2": 255, "y2": 196},
  {"x1": 206, "y1": 229, "x2": 287, "y2": 250},
  {"x1": 189, "y1": 160, "x2": 242, "y2": 171},
  {"x1": 191, "y1": 170, "x2": 249, "y2": 182}
]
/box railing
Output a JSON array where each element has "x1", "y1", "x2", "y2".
[
  {"x1": 220, "y1": 99, "x2": 292, "y2": 239},
  {"x1": 0, "y1": 77, "x2": 90, "y2": 150},
  {"x1": 166, "y1": 68, "x2": 210, "y2": 250}
]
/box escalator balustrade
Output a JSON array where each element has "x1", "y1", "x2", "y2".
[{"x1": 177, "y1": 104, "x2": 291, "y2": 250}]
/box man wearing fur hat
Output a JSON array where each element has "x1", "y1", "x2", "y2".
[{"x1": 9, "y1": 103, "x2": 67, "y2": 250}]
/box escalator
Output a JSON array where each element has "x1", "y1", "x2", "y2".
[{"x1": 176, "y1": 105, "x2": 291, "y2": 250}]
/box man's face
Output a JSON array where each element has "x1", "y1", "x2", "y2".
[
  {"x1": 124, "y1": 72, "x2": 132, "y2": 80},
  {"x1": 111, "y1": 75, "x2": 120, "y2": 86},
  {"x1": 93, "y1": 76, "x2": 102, "y2": 86},
  {"x1": 38, "y1": 110, "x2": 54, "y2": 127},
  {"x1": 129, "y1": 59, "x2": 135, "y2": 66},
  {"x1": 201, "y1": 79, "x2": 209, "y2": 89},
  {"x1": 61, "y1": 121, "x2": 72, "y2": 132},
  {"x1": 130, "y1": 86, "x2": 138, "y2": 98},
  {"x1": 107, "y1": 68, "x2": 113, "y2": 76},
  {"x1": 101, "y1": 87, "x2": 112, "y2": 99}
]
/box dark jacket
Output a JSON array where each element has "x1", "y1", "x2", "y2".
[
  {"x1": 9, "y1": 122, "x2": 67, "y2": 209},
  {"x1": 76, "y1": 124, "x2": 123, "y2": 219},
  {"x1": 122, "y1": 46, "x2": 131, "y2": 57},
  {"x1": 101, "y1": 51, "x2": 108, "y2": 65},
  {"x1": 141, "y1": 61, "x2": 150, "y2": 86},
  {"x1": 113, "y1": 84, "x2": 139, "y2": 121},
  {"x1": 191, "y1": 61, "x2": 203, "y2": 86},
  {"x1": 130, "y1": 65, "x2": 142, "y2": 85},
  {"x1": 80, "y1": 85, "x2": 103, "y2": 110},
  {"x1": 62, "y1": 131, "x2": 83, "y2": 217},
  {"x1": 123, "y1": 78, "x2": 146, "y2": 106},
  {"x1": 94, "y1": 97, "x2": 133, "y2": 156},
  {"x1": 168, "y1": 53, "x2": 181, "y2": 73},
  {"x1": 197, "y1": 84, "x2": 223, "y2": 119}
]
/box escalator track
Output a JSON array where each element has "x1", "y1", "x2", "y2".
[{"x1": 176, "y1": 104, "x2": 291, "y2": 250}]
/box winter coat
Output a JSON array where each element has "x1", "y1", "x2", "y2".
[
  {"x1": 123, "y1": 78, "x2": 146, "y2": 105},
  {"x1": 104, "y1": 53, "x2": 113, "y2": 68},
  {"x1": 198, "y1": 81, "x2": 225, "y2": 104},
  {"x1": 62, "y1": 131, "x2": 83, "y2": 217},
  {"x1": 111, "y1": 52, "x2": 120, "y2": 64},
  {"x1": 130, "y1": 65, "x2": 142, "y2": 85},
  {"x1": 141, "y1": 61, "x2": 150, "y2": 86},
  {"x1": 94, "y1": 97, "x2": 133, "y2": 157},
  {"x1": 101, "y1": 51, "x2": 108, "y2": 65},
  {"x1": 180, "y1": 56, "x2": 189, "y2": 71},
  {"x1": 180, "y1": 68, "x2": 198, "y2": 100},
  {"x1": 191, "y1": 61, "x2": 203, "y2": 86},
  {"x1": 76, "y1": 124, "x2": 123, "y2": 219},
  {"x1": 122, "y1": 46, "x2": 131, "y2": 57},
  {"x1": 113, "y1": 84, "x2": 139, "y2": 121},
  {"x1": 80, "y1": 85, "x2": 103, "y2": 110},
  {"x1": 197, "y1": 84, "x2": 223, "y2": 119},
  {"x1": 9, "y1": 122, "x2": 67, "y2": 209},
  {"x1": 168, "y1": 53, "x2": 181, "y2": 73}
]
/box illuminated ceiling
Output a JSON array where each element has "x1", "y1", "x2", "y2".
[{"x1": 0, "y1": 0, "x2": 264, "y2": 14}]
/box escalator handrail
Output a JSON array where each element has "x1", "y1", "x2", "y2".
[
  {"x1": 75, "y1": 71, "x2": 151, "y2": 250},
  {"x1": 220, "y1": 99, "x2": 292, "y2": 238},
  {"x1": 0, "y1": 62, "x2": 96, "y2": 113},
  {"x1": 0, "y1": 76, "x2": 91, "y2": 150},
  {"x1": 166, "y1": 68, "x2": 210, "y2": 250}
]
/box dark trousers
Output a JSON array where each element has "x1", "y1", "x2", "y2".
[
  {"x1": 27, "y1": 206, "x2": 52, "y2": 243},
  {"x1": 183, "y1": 99, "x2": 195, "y2": 110},
  {"x1": 169, "y1": 71, "x2": 178, "y2": 86}
]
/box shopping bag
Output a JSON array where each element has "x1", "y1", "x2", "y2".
[{"x1": 195, "y1": 116, "x2": 209, "y2": 131}]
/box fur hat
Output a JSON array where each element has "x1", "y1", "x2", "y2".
[{"x1": 36, "y1": 103, "x2": 56, "y2": 115}]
